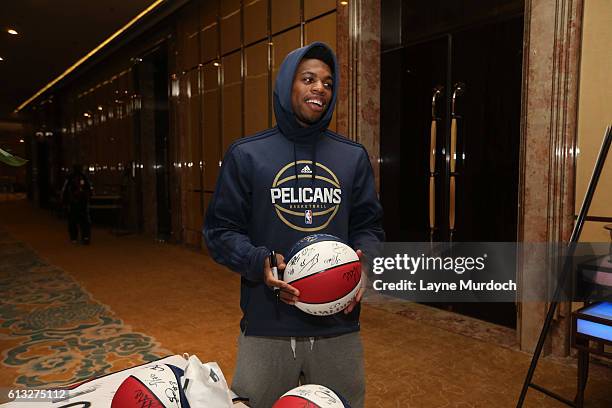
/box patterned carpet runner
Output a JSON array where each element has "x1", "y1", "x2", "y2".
[{"x1": 0, "y1": 230, "x2": 170, "y2": 387}]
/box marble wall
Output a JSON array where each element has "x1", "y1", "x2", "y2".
[
  {"x1": 575, "y1": 0, "x2": 612, "y2": 242},
  {"x1": 336, "y1": 0, "x2": 381, "y2": 189}
]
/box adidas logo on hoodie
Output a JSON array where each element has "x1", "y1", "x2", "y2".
[{"x1": 301, "y1": 165, "x2": 312, "y2": 174}]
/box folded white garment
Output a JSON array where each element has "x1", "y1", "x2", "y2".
[{"x1": 181, "y1": 355, "x2": 233, "y2": 408}]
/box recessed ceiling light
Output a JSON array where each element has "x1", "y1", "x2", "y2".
[
  {"x1": 0, "y1": 56, "x2": 4, "y2": 61},
  {"x1": 7, "y1": 29, "x2": 18, "y2": 35},
  {"x1": 15, "y1": 0, "x2": 165, "y2": 113}
]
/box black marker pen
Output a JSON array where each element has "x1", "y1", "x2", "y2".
[{"x1": 270, "y1": 250, "x2": 280, "y2": 297}]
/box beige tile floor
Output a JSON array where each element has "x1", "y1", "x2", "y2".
[{"x1": 1, "y1": 198, "x2": 611, "y2": 407}]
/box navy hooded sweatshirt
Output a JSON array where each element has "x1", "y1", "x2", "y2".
[{"x1": 203, "y1": 42, "x2": 384, "y2": 337}]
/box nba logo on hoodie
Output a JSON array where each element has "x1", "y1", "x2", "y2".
[{"x1": 305, "y1": 209, "x2": 313, "y2": 225}]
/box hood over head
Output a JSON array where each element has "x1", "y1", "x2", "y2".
[{"x1": 273, "y1": 42, "x2": 338, "y2": 142}]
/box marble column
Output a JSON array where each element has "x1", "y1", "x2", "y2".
[
  {"x1": 518, "y1": 0, "x2": 584, "y2": 355},
  {"x1": 336, "y1": 0, "x2": 381, "y2": 190}
]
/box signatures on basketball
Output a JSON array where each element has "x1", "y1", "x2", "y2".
[
  {"x1": 164, "y1": 382, "x2": 181, "y2": 407},
  {"x1": 342, "y1": 264, "x2": 361, "y2": 283},
  {"x1": 287, "y1": 242, "x2": 355, "y2": 277},
  {"x1": 293, "y1": 386, "x2": 340, "y2": 406},
  {"x1": 133, "y1": 389, "x2": 156, "y2": 408},
  {"x1": 287, "y1": 246, "x2": 318, "y2": 275},
  {"x1": 140, "y1": 367, "x2": 181, "y2": 408},
  {"x1": 147, "y1": 364, "x2": 166, "y2": 372},
  {"x1": 331, "y1": 242, "x2": 350, "y2": 254},
  {"x1": 323, "y1": 253, "x2": 342, "y2": 266},
  {"x1": 145, "y1": 372, "x2": 167, "y2": 388}
]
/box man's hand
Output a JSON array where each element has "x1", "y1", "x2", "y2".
[
  {"x1": 344, "y1": 249, "x2": 367, "y2": 314},
  {"x1": 263, "y1": 253, "x2": 300, "y2": 305}
]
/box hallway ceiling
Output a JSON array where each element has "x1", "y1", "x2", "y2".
[{"x1": 0, "y1": 0, "x2": 158, "y2": 123}]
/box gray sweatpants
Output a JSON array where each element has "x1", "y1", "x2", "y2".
[{"x1": 231, "y1": 331, "x2": 365, "y2": 408}]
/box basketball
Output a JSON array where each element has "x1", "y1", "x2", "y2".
[
  {"x1": 272, "y1": 384, "x2": 352, "y2": 407},
  {"x1": 283, "y1": 234, "x2": 362, "y2": 316},
  {"x1": 111, "y1": 363, "x2": 190, "y2": 408}
]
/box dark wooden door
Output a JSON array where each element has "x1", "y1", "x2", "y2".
[
  {"x1": 381, "y1": 13, "x2": 523, "y2": 328},
  {"x1": 450, "y1": 18, "x2": 523, "y2": 243}
]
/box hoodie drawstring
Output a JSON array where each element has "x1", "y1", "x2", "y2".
[
  {"x1": 290, "y1": 337, "x2": 296, "y2": 359},
  {"x1": 290, "y1": 337, "x2": 316, "y2": 359}
]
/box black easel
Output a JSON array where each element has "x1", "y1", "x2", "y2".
[{"x1": 516, "y1": 125, "x2": 612, "y2": 407}]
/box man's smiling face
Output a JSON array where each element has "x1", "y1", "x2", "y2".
[{"x1": 291, "y1": 58, "x2": 333, "y2": 127}]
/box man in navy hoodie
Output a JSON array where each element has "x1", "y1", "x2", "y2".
[{"x1": 204, "y1": 42, "x2": 383, "y2": 407}]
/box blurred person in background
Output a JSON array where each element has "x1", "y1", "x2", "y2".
[{"x1": 61, "y1": 164, "x2": 93, "y2": 244}]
